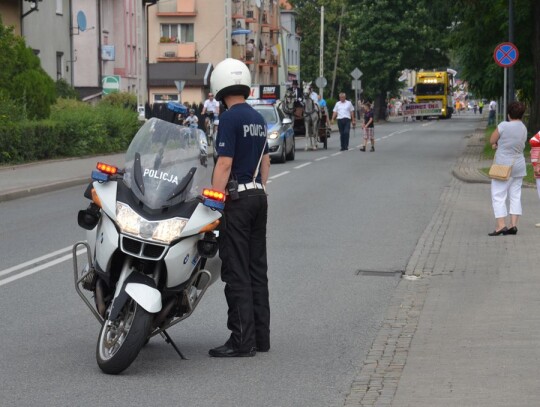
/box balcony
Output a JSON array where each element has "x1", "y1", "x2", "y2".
[
  {"x1": 157, "y1": 42, "x2": 197, "y2": 62},
  {"x1": 157, "y1": 0, "x2": 197, "y2": 16}
]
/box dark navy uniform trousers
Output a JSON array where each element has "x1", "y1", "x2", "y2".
[{"x1": 218, "y1": 188, "x2": 269, "y2": 352}]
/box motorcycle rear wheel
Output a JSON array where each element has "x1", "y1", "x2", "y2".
[{"x1": 96, "y1": 299, "x2": 153, "y2": 374}]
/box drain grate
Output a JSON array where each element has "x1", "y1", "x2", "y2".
[{"x1": 355, "y1": 269, "x2": 404, "y2": 277}]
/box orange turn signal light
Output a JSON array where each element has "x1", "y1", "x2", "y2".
[
  {"x1": 91, "y1": 188, "x2": 102, "y2": 208},
  {"x1": 199, "y1": 220, "x2": 220, "y2": 233},
  {"x1": 96, "y1": 162, "x2": 118, "y2": 175},
  {"x1": 202, "y1": 189, "x2": 225, "y2": 202}
]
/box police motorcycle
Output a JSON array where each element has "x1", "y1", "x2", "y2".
[{"x1": 72, "y1": 117, "x2": 225, "y2": 374}]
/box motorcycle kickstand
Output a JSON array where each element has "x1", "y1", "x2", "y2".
[{"x1": 160, "y1": 330, "x2": 188, "y2": 360}]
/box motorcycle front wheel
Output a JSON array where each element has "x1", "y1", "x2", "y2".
[{"x1": 96, "y1": 299, "x2": 153, "y2": 375}]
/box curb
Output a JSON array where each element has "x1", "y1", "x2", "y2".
[{"x1": 0, "y1": 177, "x2": 90, "y2": 202}]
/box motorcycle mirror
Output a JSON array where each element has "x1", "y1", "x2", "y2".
[{"x1": 78, "y1": 209, "x2": 100, "y2": 230}]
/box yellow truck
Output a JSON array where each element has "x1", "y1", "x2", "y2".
[{"x1": 414, "y1": 70, "x2": 455, "y2": 119}]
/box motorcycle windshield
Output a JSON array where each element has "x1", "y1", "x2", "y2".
[{"x1": 123, "y1": 118, "x2": 209, "y2": 210}]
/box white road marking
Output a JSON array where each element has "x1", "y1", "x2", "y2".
[
  {"x1": 330, "y1": 152, "x2": 342, "y2": 157},
  {"x1": 0, "y1": 250, "x2": 85, "y2": 287},
  {"x1": 315, "y1": 156, "x2": 328, "y2": 161},
  {"x1": 0, "y1": 245, "x2": 73, "y2": 277},
  {"x1": 269, "y1": 171, "x2": 290, "y2": 179},
  {"x1": 294, "y1": 162, "x2": 312, "y2": 169}
]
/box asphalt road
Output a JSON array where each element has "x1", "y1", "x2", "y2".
[{"x1": 0, "y1": 113, "x2": 483, "y2": 407}]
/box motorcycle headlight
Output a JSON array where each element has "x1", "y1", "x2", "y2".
[
  {"x1": 268, "y1": 131, "x2": 279, "y2": 140},
  {"x1": 116, "y1": 202, "x2": 188, "y2": 243}
]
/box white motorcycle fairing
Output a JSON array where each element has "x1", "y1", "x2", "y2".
[{"x1": 109, "y1": 264, "x2": 162, "y2": 320}]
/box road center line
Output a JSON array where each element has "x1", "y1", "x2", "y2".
[
  {"x1": 294, "y1": 162, "x2": 312, "y2": 169},
  {"x1": 330, "y1": 152, "x2": 342, "y2": 157},
  {"x1": 315, "y1": 156, "x2": 328, "y2": 161},
  {"x1": 269, "y1": 171, "x2": 290, "y2": 179}
]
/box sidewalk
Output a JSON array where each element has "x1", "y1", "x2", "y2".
[
  {"x1": 345, "y1": 130, "x2": 540, "y2": 406},
  {"x1": 0, "y1": 153, "x2": 125, "y2": 202}
]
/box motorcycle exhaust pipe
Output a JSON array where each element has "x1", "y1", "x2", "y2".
[
  {"x1": 95, "y1": 279, "x2": 107, "y2": 318},
  {"x1": 153, "y1": 297, "x2": 176, "y2": 329}
]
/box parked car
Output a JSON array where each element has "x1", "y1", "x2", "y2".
[{"x1": 252, "y1": 103, "x2": 295, "y2": 163}]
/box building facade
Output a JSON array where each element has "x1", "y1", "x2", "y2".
[
  {"x1": 147, "y1": 0, "x2": 283, "y2": 105},
  {"x1": 2, "y1": 0, "x2": 298, "y2": 106},
  {"x1": 19, "y1": 0, "x2": 72, "y2": 84},
  {"x1": 279, "y1": 0, "x2": 300, "y2": 85},
  {"x1": 72, "y1": 0, "x2": 143, "y2": 101}
]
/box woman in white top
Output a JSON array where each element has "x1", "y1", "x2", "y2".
[{"x1": 488, "y1": 101, "x2": 527, "y2": 236}]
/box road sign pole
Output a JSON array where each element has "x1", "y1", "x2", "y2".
[
  {"x1": 355, "y1": 80, "x2": 359, "y2": 120},
  {"x1": 503, "y1": 68, "x2": 507, "y2": 123}
]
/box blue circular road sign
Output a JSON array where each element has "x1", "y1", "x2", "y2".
[{"x1": 493, "y1": 42, "x2": 519, "y2": 67}]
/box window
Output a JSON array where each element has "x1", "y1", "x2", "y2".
[
  {"x1": 56, "y1": 52, "x2": 64, "y2": 80},
  {"x1": 56, "y1": 0, "x2": 63, "y2": 15},
  {"x1": 416, "y1": 84, "x2": 445, "y2": 96},
  {"x1": 160, "y1": 24, "x2": 194, "y2": 43}
]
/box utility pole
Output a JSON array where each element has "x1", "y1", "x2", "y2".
[{"x1": 330, "y1": 3, "x2": 345, "y2": 99}]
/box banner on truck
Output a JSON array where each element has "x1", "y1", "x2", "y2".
[{"x1": 402, "y1": 101, "x2": 442, "y2": 116}]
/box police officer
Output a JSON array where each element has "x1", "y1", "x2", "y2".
[{"x1": 209, "y1": 58, "x2": 271, "y2": 357}]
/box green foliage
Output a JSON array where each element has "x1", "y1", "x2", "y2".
[
  {"x1": 289, "y1": 0, "x2": 350, "y2": 97},
  {"x1": 326, "y1": 97, "x2": 337, "y2": 114},
  {"x1": 0, "y1": 89, "x2": 25, "y2": 123},
  {"x1": 99, "y1": 92, "x2": 138, "y2": 110},
  {"x1": 0, "y1": 19, "x2": 56, "y2": 119},
  {"x1": 291, "y1": 0, "x2": 452, "y2": 119},
  {"x1": 0, "y1": 98, "x2": 140, "y2": 164},
  {"x1": 56, "y1": 79, "x2": 79, "y2": 100},
  {"x1": 450, "y1": 0, "x2": 539, "y2": 132}
]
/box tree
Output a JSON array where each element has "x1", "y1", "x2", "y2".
[
  {"x1": 289, "y1": 0, "x2": 354, "y2": 98},
  {"x1": 450, "y1": 0, "x2": 540, "y2": 133},
  {"x1": 292, "y1": 0, "x2": 453, "y2": 120},
  {"x1": 348, "y1": 0, "x2": 451, "y2": 120},
  {"x1": 0, "y1": 18, "x2": 56, "y2": 119}
]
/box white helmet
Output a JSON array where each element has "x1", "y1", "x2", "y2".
[{"x1": 210, "y1": 58, "x2": 251, "y2": 102}]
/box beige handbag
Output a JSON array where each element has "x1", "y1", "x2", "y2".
[
  {"x1": 488, "y1": 163, "x2": 512, "y2": 180},
  {"x1": 488, "y1": 155, "x2": 517, "y2": 181}
]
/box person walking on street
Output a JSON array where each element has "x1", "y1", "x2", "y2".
[
  {"x1": 360, "y1": 102, "x2": 375, "y2": 152},
  {"x1": 488, "y1": 101, "x2": 527, "y2": 236},
  {"x1": 478, "y1": 100, "x2": 484, "y2": 115},
  {"x1": 209, "y1": 58, "x2": 271, "y2": 357},
  {"x1": 488, "y1": 99, "x2": 497, "y2": 125},
  {"x1": 331, "y1": 92, "x2": 355, "y2": 151}
]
